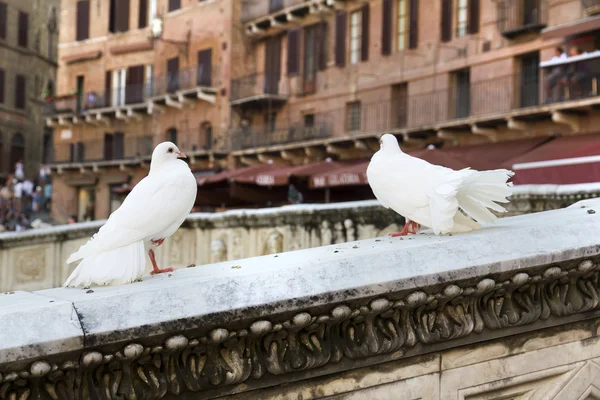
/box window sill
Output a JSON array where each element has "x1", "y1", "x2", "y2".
[{"x1": 501, "y1": 23, "x2": 547, "y2": 39}]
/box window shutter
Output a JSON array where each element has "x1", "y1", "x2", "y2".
[
  {"x1": 467, "y1": 0, "x2": 480, "y2": 34},
  {"x1": 318, "y1": 22, "x2": 328, "y2": 70},
  {"x1": 287, "y1": 29, "x2": 300, "y2": 76},
  {"x1": 0, "y1": 3, "x2": 6, "y2": 39},
  {"x1": 167, "y1": 57, "x2": 179, "y2": 92},
  {"x1": 0, "y1": 69, "x2": 4, "y2": 104},
  {"x1": 335, "y1": 11, "x2": 347, "y2": 67},
  {"x1": 441, "y1": 0, "x2": 453, "y2": 42},
  {"x1": 168, "y1": 0, "x2": 180, "y2": 12},
  {"x1": 104, "y1": 70, "x2": 112, "y2": 108},
  {"x1": 126, "y1": 65, "x2": 144, "y2": 104},
  {"x1": 409, "y1": 0, "x2": 419, "y2": 49},
  {"x1": 361, "y1": 4, "x2": 369, "y2": 61},
  {"x1": 139, "y1": 0, "x2": 148, "y2": 28},
  {"x1": 18, "y1": 12, "x2": 28, "y2": 48},
  {"x1": 381, "y1": 0, "x2": 392, "y2": 55},
  {"x1": 197, "y1": 49, "x2": 212, "y2": 86},
  {"x1": 114, "y1": 132, "x2": 124, "y2": 159},
  {"x1": 116, "y1": 0, "x2": 130, "y2": 32},
  {"x1": 15, "y1": 75, "x2": 25, "y2": 109},
  {"x1": 76, "y1": 1, "x2": 90, "y2": 41},
  {"x1": 77, "y1": 142, "x2": 85, "y2": 162}
]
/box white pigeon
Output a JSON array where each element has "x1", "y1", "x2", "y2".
[
  {"x1": 63, "y1": 142, "x2": 198, "y2": 287},
  {"x1": 367, "y1": 134, "x2": 514, "y2": 236}
]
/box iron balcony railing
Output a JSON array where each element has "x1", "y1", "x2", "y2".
[
  {"x1": 230, "y1": 73, "x2": 289, "y2": 103},
  {"x1": 497, "y1": 0, "x2": 547, "y2": 38},
  {"x1": 45, "y1": 64, "x2": 219, "y2": 116},
  {"x1": 241, "y1": 0, "x2": 304, "y2": 22},
  {"x1": 52, "y1": 129, "x2": 226, "y2": 164},
  {"x1": 229, "y1": 60, "x2": 600, "y2": 149}
]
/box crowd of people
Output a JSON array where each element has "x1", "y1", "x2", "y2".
[{"x1": 0, "y1": 161, "x2": 53, "y2": 233}]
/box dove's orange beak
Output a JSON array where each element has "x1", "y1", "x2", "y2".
[{"x1": 176, "y1": 151, "x2": 187, "y2": 159}]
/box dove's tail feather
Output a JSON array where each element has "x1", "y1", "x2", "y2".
[
  {"x1": 456, "y1": 169, "x2": 515, "y2": 225},
  {"x1": 63, "y1": 241, "x2": 147, "y2": 288}
]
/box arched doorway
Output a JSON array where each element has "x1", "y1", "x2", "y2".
[
  {"x1": 200, "y1": 122, "x2": 212, "y2": 150},
  {"x1": 167, "y1": 127, "x2": 177, "y2": 145},
  {"x1": 10, "y1": 133, "x2": 25, "y2": 174}
]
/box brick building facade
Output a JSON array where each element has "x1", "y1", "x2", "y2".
[
  {"x1": 0, "y1": 0, "x2": 59, "y2": 180},
  {"x1": 49, "y1": 0, "x2": 600, "y2": 222}
]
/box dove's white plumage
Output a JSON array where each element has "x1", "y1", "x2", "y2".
[
  {"x1": 63, "y1": 142, "x2": 197, "y2": 287},
  {"x1": 367, "y1": 134, "x2": 514, "y2": 235}
]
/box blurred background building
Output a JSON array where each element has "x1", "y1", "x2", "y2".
[
  {"x1": 0, "y1": 0, "x2": 59, "y2": 180},
  {"x1": 44, "y1": 0, "x2": 600, "y2": 223}
]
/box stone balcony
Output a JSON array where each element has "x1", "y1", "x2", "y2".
[{"x1": 2, "y1": 199, "x2": 600, "y2": 398}]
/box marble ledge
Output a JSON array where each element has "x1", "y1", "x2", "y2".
[{"x1": 1, "y1": 198, "x2": 600, "y2": 367}]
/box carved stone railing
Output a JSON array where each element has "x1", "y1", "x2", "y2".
[
  {"x1": 1, "y1": 185, "x2": 599, "y2": 293},
  {"x1": 1, "y1": 199, "x2": 600, "y2": 399}
]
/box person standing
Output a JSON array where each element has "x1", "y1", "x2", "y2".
[{"x1": 14, "y1": 160, "x2": 24, "y2": 181}]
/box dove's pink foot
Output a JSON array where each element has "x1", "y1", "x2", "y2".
[
  {"x1": 151, "y1": 238, "x2": 165, "y2": 247},
  {"x1": 390, "y1": 221, "x2": 421, "y2": 237},
  {"x1": 148, "y1": 249, "x2": 174, "y2": 275}
]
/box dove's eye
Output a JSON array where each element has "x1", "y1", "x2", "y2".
[{"x1": 168, "y1": 148, "x2": 174, "y2": 153}]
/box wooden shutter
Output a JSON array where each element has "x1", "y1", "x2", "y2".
[
  {"x1": 318, "y1": 22, "x2": 328, "y2": 70},
  {"x1": 467, "y1": 0, "x2": 480, "y2": 34},
  {"x1": 76, "y1": 1, "x2": 90, "y2": 41},
  {"x1": 104, "y1": 70, "x2": 112, "y2": 107},
  {"x1": 168, "y1": 0, "x2": 180, "y2": 12},
  {"x1": 287, "y1": 29, "x2": 300, "y2": 76},
  {"x1": 104, "y1": 134, "x2": 114, "y2": 160},
  {"x1": 381, "y1": 0, "x2": 392, "y2": 55},
  {"x1": 139, "y1": 0, "x2": 148, "y2": 28},
  {"x1": 114, "y1": 132, "x2": 124, "y2": 159},
  {"x1": 167, "y1": 57, "x2": 179, "y2": 92},
  {"x1": 18, "y1": 12, "x2": 28, "y2": 47},
  {"x1": 0, "y1": 3, "x2": 6, "y2": 39},
  {"x1": 335, "y1": 11, "x2": 347, "y2": 67},
  {"x1": 15, "y1": 75, "x2": 25, "y2": 109},
  {"x1": 77, "y1": 142, "x2": 85, "y2": 161},
  {"x1": 116, "y1": 0, "x2": 130, "y2": 32},
  {"x1": 264, "y1": 36, "x2": 281, "y2": 94},
  {"x1": 441, "y1": 0, "x2": 453, "y2": 42},
  {"x1": 197, "y1": 49, "x2": 212, "y2": 86},
  {"x1": 0, "y1": 69, "x2": 4, "y2": 104},
  {"x1": 361, "y1": 4, "x2": 369, "y2": 61},
  {"x1": 126, "y1": 65, "x2": 144, "y2": 104},
  {"x1": 408, "y1": 0, "x2": 419, "y2": 49}
]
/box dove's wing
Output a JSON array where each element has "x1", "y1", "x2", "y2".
[{"x1": 68, "y1": 170, "x2": 195, "y2": 263}]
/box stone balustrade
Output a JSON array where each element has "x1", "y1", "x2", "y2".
[
  {"x1": 1, "y1": 184, "x2": 598, "y2": 292},
  {"x1": 1, "y1": 198, "x2": 600, "y2": 399}
]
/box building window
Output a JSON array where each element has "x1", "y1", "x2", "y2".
[
  {"x1": 15, "y1": 75, "x2": 26, "y2": 110},
  {"x1": 456, "y1": 0, "x2": 468, "y2": 37},
  {"x1": 109, "y1": 0, "x2": 130, "y2": 33},
  {"x1": 18, "y1": 12, "x2": 28, "y2": 48},
  {"x1": 265, "y1": 112, "x2": 276, "y2": 133},
  {"x1": 350, "y1": 10, "x2": 362, "y2": 65},
  {"x1": 0, "y1": 69, "x2": 4, "y2": 104},
  {"x1": 346, "y1": 101, "x2": 361, "y2": 131},
  {"x1": 0, "y1": 2, "x2": 6, "y2": 40},
  {"x1": 76, "y1": 1, "x2": 90, "y2": 41},
  {"x1": 397, "y1": 0, "x2": 408, "y2": 50},
  {"x1": 111, "y1": 68, "x2": 126, "y2": 106},
  {"x1": 167, "y1": 127, "x2": 177, "y2": 144},
  {"x1": 168, "y1": 0, "x2": 180, "y2": 12},
  {"x1": 77, "y1": 185, "x2": 95, "y2": 222},
  {"x1": 452, "y1": 68, "x2": 470, "y2": 118}
]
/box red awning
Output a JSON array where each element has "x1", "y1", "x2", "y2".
[
  {"x1": 197, "y1": 164, "x2": 279, "y2": 186},
  {"x1": 310, "y1": 160, "x2": 370, "y2": 188},
  {"x1": 506, "y1": 133, "x2": 600, "y2": 185}
]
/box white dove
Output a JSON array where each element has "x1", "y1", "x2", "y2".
[
  {"x1": 367, "y1": 134, "x2": 514, "y2": 236},
  {"x1": 63, "y1": 142, "x2": 198, "y2": 287}
]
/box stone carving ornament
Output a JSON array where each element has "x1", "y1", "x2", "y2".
[
  {"x1": 210, "y1": 238, "x2": 227, "y2": 263},
  {"x1": 264, "y1": 231, "x2": 283, "y2": 255},
  {"x1": 2, "y1": 258, "x2": 600, "y2": 399}
]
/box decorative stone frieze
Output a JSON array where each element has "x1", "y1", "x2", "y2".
[{"x1": 1, "y1": 199, "x2": 600, "y2": 398}]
